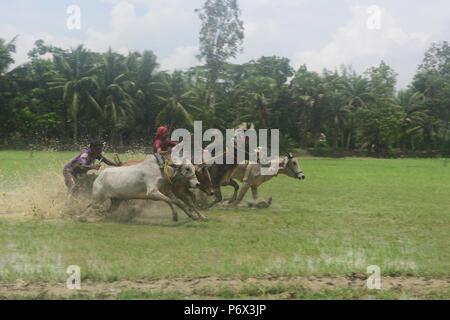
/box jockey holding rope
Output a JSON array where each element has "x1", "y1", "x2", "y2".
[{"x1": 153, "y1": 126, "x2": 177, "y2": 175}]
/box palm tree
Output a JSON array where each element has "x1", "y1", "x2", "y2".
[
  {"x1": 324, "y1": 88, "x2": 348, "y2": 150},
  {"x1": 154, "y1": 72, "x2": 200, "y2": 132},
  {"x1": 98, "y1": 49, "x2": 136, "y2": 145},
  {"x1": 234, "y1": 76, "x2": 278, "y2": 129},
  {"x1": 0, "y1": 36, "x2": 18, "y2": 128},
  {"x1": 339, "y1": 75, "x2": 373, "y2": 149},
  {"x1": 289, "y1": 66, "x2": 324, "y2": 148},
  {"x1": 0, "y1": 36, "x2": 17, "y2": 74},
  {"x1": 128, "y1": 50, "x2": 163, "y2": 137},
  {"x1": 48, "y1": 45, "x2": 101, "y2": 143},
  {"x1": 187, "y1": 70, "x2": 217, "y2": 128},
  {"x1": 392, "y1": 90, "x2": 428, "y2": 150}
]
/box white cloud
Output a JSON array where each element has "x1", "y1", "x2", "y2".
[
  {"x1": 0, "y1": 24, "x2": 80, "y2": 68},
  {"x1": 239, "y1": 18, "x2": 282, "y2": 60},
  {"x1": 160, "y1": 46, "x2": 199, "y2": 71},
  {"x1": 84, "y1": 1, "x2": 195, "y2": 54},
  {"x1": 292, "y1": 5, "x2": 431, "y2": 87},
  {"x1": 244, "y1": 0, "x2": 308, "y2": 8},
  {"x1": 234, "y1": 0, "x2": 311, "y2": 63}
]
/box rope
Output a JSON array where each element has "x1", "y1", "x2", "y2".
[
  {"x1": 198, "y1": 151, "x2": 228, "y2": 165},
  {"x1": 164, "y1": 159, "x2": 173, "y2": 184}
]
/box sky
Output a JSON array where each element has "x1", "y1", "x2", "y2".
[{"x1": 1, "y1": 0, "x2": 449, "y2": 89}]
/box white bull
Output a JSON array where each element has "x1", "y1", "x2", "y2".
[
  {"x1": 89, "y1": 155, "x2": 206, "y2": 221},
  {"x1": 230, "y1": 152, "x2": 305, "y2": 204}
]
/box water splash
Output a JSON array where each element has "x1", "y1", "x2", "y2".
[{"x1": 0, "y1": 171, "x2": 69, "y2": 219}]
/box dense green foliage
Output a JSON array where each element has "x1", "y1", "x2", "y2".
[{"x1": 0, "y1": 32, "x2": 449, "y2": 155}]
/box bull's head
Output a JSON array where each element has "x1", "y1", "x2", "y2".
[
  {"x1": 173, "y1": 160, "x2": 200, "y2": 189},
  {"x1": 283, "y1": 152, "x2": 305, "y2": 180},
  {"x1": 195, "y1": 165, "x2": 215, "y2": 196}
]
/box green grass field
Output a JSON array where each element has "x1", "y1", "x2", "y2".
[{"x1": 0, "y1": 150, "x2": 449, "y2": 299}]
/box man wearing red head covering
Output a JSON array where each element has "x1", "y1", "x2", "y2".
[{"x1": 153, "y1": 126, "x2": 177, "y2": 172}]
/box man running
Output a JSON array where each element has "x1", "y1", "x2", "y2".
[{"x1": 63, "y1": 140, "x2": 121, "y2": 197}]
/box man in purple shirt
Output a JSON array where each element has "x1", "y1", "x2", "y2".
[{"x1": 63, "y1": 140, "x2": 121, "y2": 196}]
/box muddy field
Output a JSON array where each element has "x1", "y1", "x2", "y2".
[
  {"x1": 0, "y1": 152, "x2": 449, "y2": 300},
  {"x1": 1, "y1": 275, "x2": 448, "y2": 299}
]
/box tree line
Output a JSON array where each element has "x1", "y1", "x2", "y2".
[{"x1": 0, "y1": 11, "x2": 448, "y2": 157}]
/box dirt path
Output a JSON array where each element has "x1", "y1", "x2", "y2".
[{"x1": 1, "y1": 274, "x2": 448, "y2": 299}]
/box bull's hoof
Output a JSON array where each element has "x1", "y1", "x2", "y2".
[
  {"x1": 196, "y1": 203, "x2": 208, "y2": 210},
  {"x1": 246, "y1": 197, "x2": 272, "y2": 209},
  {"x1": 228, "y1": 200, "x2": 239, "y2": 207}
]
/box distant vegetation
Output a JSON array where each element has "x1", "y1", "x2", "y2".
[{"x1": 0, "y1": 1, "x2": 449, "y2": 157}]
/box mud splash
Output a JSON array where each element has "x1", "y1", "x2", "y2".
[
  {"x1": 0, "y1": 171, "x2": 69, "y2": 219},
  {"x1": 0, "y1": 170, "x2": 180, "y2": 223}
]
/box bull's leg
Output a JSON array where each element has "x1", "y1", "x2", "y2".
[
  {"x1": 146, "y1": 188, "x2": 179, "y2": 221},
  {"x1": 165, "y1": 191, "x2": 198, "y2": 221},
  {"x1": 235, "y1": 183, "x2": 251, "y2": 204},
  {"x1": 177, "y1": 191, "x2": 207, "y2": 220},
  {"x1": 207, "y1": 185, "x2": 222, "y2": 208},
  {"x1": 87, "y1": 196, "x2": 107, "y2": 211},
  {"x1": 242, "y1": 162, "x2": 251, "y2": 183},
  {"x1": 214, "y1": 186, "x2": 222, "y2": 202},
  {"x1": 64, "y1": 171, "x2": 78, "y2": 207},
  {"x1": 195, "y1": 189, "x2": 210, "y2": 209},
  {"x1": 184, "y1": 190, "x2": 201, "y2": 211},
  {"x1": 87, "y1": 181, "x2": 109, "y2": 212},
  {"x1": 87, "y1": 190, "x2": 106, "y2": 209},
  {"x1": 174, "y1": 189, "x2": 197, "y2": 210},
  {"x1": 187, "y1": 190, "x2": 200, "y2": 210},
  {"x1": 228, "y1": 179, "x2": 240, "y2": 202},
  {"x1": 108, "y1": 198, "x2": 122, "y2": 213},
  {"x1": 147, "y1": 188, "x2": 197, "y2": 221},
  {"x1": 251, "y1": 186, "x2": 258, "y2": 200}
]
